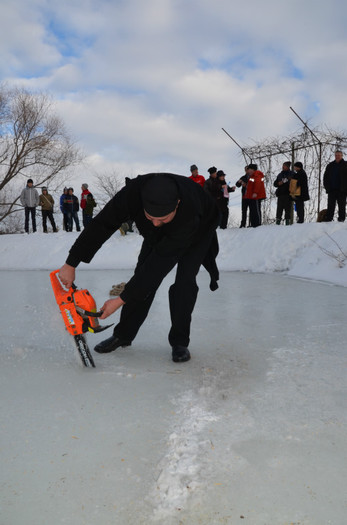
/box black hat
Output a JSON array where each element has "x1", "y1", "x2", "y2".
[
  {"x1": 141, "y1": 175, "x2": 179, "y2": 217},
  {"x1": 208, "y1": 166, "x2": 217, "y2": 175},
  {"x1": 190, "y1": 164, "x2": 198, "y2": 172},
  {"x1": 247, "y1": 164, "x2": 258, "y2": 171},
  {"x1": 294, "y1": 161, "x2": 303, "y2": 169},
  {"x1": 217, "y1": 170, "x2": 226, "y2": 178},
  {"x1": 27, "y1": 179, "x2": 33, "y2": 184},
  {"x1": 68, "y1": 187, "x2": 74, "y2": 192}
]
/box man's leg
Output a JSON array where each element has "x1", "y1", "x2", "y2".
[
  {"x1": 42, "y1": 210, "x2": 48, "y2": 232},
  {"x1": 168, "y1": 229, "x2": 217, "y2": 351},
  {"x1": 95, "y1": 241, "x2": 158, "y2": 353},
  {"x1": 31, "y1": 208, "x2": 36, "y2": 232},
  {"x1": 326, "y1": 191, "x2": 337, "y2": 221},
  {"x1": 24, "y1": 207, "x2": 30, "y2": 232},
  {"x1": 337, "y1": 192, "x2": 346, "y2": 222}
]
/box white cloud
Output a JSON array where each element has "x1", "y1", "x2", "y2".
[{"x1": 2, "y1": 0, "x2": 347, "y2": 180}]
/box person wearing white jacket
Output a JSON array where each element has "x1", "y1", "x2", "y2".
[{"x1": 20, "y1": 179, "x2": 40, "y2": 233}]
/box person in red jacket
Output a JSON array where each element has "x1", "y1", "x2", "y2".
[
  {"x1": 244, "y1": 164, "x2": 266, "y2": 227},
  {"x1": 80, "y1": 183, "x2": 94, "y2": 228},
  {"x1": 189, "y1": 164, "x2": 205, "y2": 188}
]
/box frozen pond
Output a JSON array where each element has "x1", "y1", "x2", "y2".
[{"x1": 1, "y1": 269, "x2": 346, "y2": 524}]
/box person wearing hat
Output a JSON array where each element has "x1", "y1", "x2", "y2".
[
  {"x1": 20, "y1": 179, "x2": 40, "y2": 233},
  {"x1": 189, "y1": 165, "x2": 205, "y2": 188},
  {"x1": 58, "y1": 173, "x2": 220, "y2": 363},
  {"x1": 39, "y1": 187, "x2": 57, "y2": 232}
]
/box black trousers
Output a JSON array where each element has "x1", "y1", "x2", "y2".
[
  {"x1": 42, "y1": 210, "x2": 57, "y2": 232},
  {"x1": 240, "y1": 199, "x2": 251, "y2": 227},
  {"x1": 294, "y1": 200, "x2": 305, "y2": 223},
  {"x1": 276, "y1": 195, "x2": 292, "y2": 222},
  {"x1": 326, "y1": 190, "x2": 346, "y2": 222},
  {"x1": 24, "y1": 207, "x2": 36, "y2": 232},
  {"x1": 113, "y1": 231, "x2": 217, "y2": 348},
  {"x1": 249, "y1": 199, "x2": 262, "y2": 227}
]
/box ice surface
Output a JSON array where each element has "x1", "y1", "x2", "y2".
[{"x1": 1, "y1": 269, "x2": 346, "y2": 524}]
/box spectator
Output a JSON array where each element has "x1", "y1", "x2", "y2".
[
  {"x1": 235, "y1": 166, "x2": 250, "y2": 228},
  {"x1": 62, "y1": 188, "x2": 74, "y2": 232},
  {"x1": 323, "y1": 150, "x2": 347, "y2": 222},
  {"x1": 80, "y1": 183, "x2": 96, "y2": 228},
  {"x1": 204, "y1": 167, "x2": 222, "y2": 201},
  {"x1": 60, "y1": 187, "x2": 69, "y2": 231},
  {"x1": 216, "y1": 170, "x2": 236, "y2": 229},
  {"x1": 39, "y1": 187, "x2": 57, "y2": 232},
  {"x1": 244, "y1": 164, "x2": 266, "y2": 227},
  {"x1": 69, "y1": 188, "x2": 81, "y2": 232},
  {"x1": 189, "y1": 165, "x2": 205, "y2": 188},
  {"x1": 274, "y1": 161, "x2": 294, "y2": 225},
  {"x1": 291, "y1": 162, "x2": 310, "y2": 223},
  {"x1": 20, "y1": 179, "x2": 39, "y2": 233}
]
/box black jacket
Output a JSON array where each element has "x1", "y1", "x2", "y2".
[
  {"x1": 291, "y1": 169, "x2": 310, "y2": 201},
  {"x1": 274, "y1": 170, "x2": 295, "y2": 197},
  {"x1": 323, "y1": 159, "x2": 347, "y2": 193},
  {"x1": 66, "y1": 173, "x2": 220, "y2": 303}
]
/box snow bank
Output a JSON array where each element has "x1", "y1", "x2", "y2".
[{"x1": 1, "y1": 221, "x2": 347, "y2": 286}]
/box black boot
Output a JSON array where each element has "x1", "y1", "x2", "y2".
[
  {"x1": 172, "y1": 345, "x2": 191, "y2": 363},
  {"x1": 94, "y1": 336, "x2": 131, "y2": 354}
]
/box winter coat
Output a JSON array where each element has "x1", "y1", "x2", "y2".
[
  {"x1": 39, "y1": 192, "x2": 54, "y2": 211},
  {"x1": 66, "y1": 173, "x2": 220, "y2": 304},
  {"x1": 62, "y1": 195, "x2": 74, "y2": 213},
  {"x1": 72, "y1": 195, "x2": 80, "y2": 212},
  {"x1": 235, "y1": 174, "x2": 249, "y2": 198},
  {"x1": 323, "y1": 159, "x2": 347, "y2": 193},
  {"x1": 274, "y1": 170, "x2": 295, "y2": 197},
  {"x1": 20, "y1": 186, "x2": 40, "y2": 208},
  {"x1": 84, "y1": 193, "x2": 96, "y2": 215},
  {"x1": 244, "y1": 170, "x2": 266, "y2": 200},
  {"x1": 81, "y1": 189, "x2": 92, "y2": 210},
  {"x1": 189, "y1": 174, "x2": 206, "y2": 188},
  {"x1": 204, "y1": 177, "x2": 223, "y2": 200},
  {"x1": 291, "y1": 169, "x2": 310, "y2": 201}
]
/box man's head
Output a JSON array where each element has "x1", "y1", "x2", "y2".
[
  {"x1": 247, "y1": 164, "x2": 257, "y2": 174},
  {"x1": 294, "y1": 162, "x2": 303, "y2": 172},
  {"x1": 68, "y1": 187, "x2": 74, "y2": 194},
  {"x1": 217, "y1": 170, "x2": 226, "y2": 181},
  {"x1": 142, "y1": 175, "x2": 180, "y2": 227},
  {"x1": 27, "y1": 179, "x2": 33, "y2": 186},
  {"x1": 82, "y1": 183, "x2": 88, "y2": 190},
  {"x1": 335, "y1": 150, "x2": 343, "y2": 163},
  {"x1": 190, "y1": 165, "x2": 198, "y2": 177},
  {"x1": 42, "y1": 186, "x2": 48, "y2": 193},
  {"x1": 208, "y1": 166, "x2": 217, "y2": 178},
  {"x1": 283, "y1": 161, "x2": 291, "y2": 171}
]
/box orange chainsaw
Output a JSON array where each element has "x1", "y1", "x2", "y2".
[{"x1": 50, "y1": 269, "x2": 113, "y2": 367}]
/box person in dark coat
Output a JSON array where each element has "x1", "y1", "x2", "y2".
[
  {"x1": 235, "y1": 166, "x2": 250, "y2": 228},
  {"x1": 58, "y1": 173, "x2": 220, "y2": 363},
  {"x1": 216, "y1": 170, "x2": 235, "y2": 229},
  {"x1": 323, "y1": 150, "x2": 347, "y2": 222},
  {"x1": 291, "y1": 162, "x2": 310, "y2": 223},
  {"x1": 274, "y1": 161, "x2": 295, "y2": 225}
]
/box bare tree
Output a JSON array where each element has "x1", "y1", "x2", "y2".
[
  {"x1": 0, "y1": 84, "x2": 83, "y2": 225},
  {"x1": 93, "y1": 170, "x2": 128, "y2": 206}
]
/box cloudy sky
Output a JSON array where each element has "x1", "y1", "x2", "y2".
[{"x1": 1, "y1": 0, "x2": 347, "y2": 182}]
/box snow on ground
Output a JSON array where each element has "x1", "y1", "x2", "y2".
[{"x1": 1, "y1": 223, "x2": 347, "y2": 524}]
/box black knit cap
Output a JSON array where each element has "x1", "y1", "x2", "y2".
[
  {"x1": 141, "y1": 174, "x2": 179, "y2": 217},
  {"x1": 208, "y1": 166, "x2": 217, "y2": 175}
]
